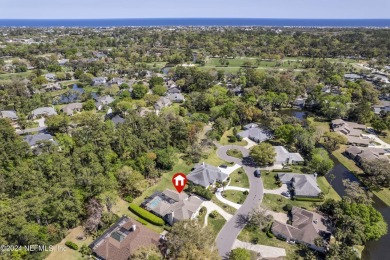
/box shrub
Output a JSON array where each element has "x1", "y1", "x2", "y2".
[
  {"x1": 284, "y1": 204, "x2": 293, "y2": 211},
  {"x1": 164, "y1": 225, "x2": 172, "y2": 232},
  {"x1": 228, "y1": 135, "x2": 237, "y2": 142},
  {"x1": 243, "y1": 190, "x2": 249, "y2": 195},
  {"x1": 272, "y1": 168, "x2": 293, "y2": 172},
  {"x1": 294, "y1": 197, "x2": 324, "y2": 202},
  {"x1": 192, "y1": 185, "x2": 212, "y2": 200},
  {"x1": 209, "y1": 210, "x2": 218, "y2": 218},
  {"x1": 79, "y1": 244, "x2": 92, "y2": 256},
  {"x1": 124, "y1": 195, "x2": 133, "y2": 203},
  {"x1": 129, "y1": 204, "x2": 165, "y2": 226},
  {"x1": 65, "y1": 241, "x2": 79, "y2": 250},
  {"x1": 252, "y1": 237, "x2": 259, "y2": 244},
  {"x1": 137, "y1": 218, "x2": 148, "y2": 225},
  {"x1": 266, "y1": 231, "x2": 274, "y2": 238}
]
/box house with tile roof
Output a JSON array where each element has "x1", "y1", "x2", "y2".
[
  {"x1": 89, "y1": 216, "x2": 160, "y2": 260},
  {"x1": 271, "y1": 207, "x2": 331, "y2": 253},
  {"x1": 187, "y1": 162, "x2": 229, "y2": 188},
  {"x1": 141, "y1": 189, "x2": 203, "y2": 226}
]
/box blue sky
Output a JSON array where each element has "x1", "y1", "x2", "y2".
[{"x1": 1, "y1": 0, "x2": 389, "y2": 19}]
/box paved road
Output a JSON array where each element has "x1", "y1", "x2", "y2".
[{"x1": 215, "y1": 145, "x2": 264, "y2": 259}]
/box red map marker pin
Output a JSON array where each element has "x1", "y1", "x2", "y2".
[{"x1": 172, "y1": 173, "x2": 187, "y2": 193}]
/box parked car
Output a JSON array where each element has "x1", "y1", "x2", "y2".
[
  {"x1": 281, "y1": 191, "x2": 291, "y2": 198},
  {"x1": 219, "y1": 164, "x2": 228, "y2": 169},
  {"x1": 254, "y1": 168, "x2": 261, "y2": 177}
]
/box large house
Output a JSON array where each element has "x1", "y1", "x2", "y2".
[
  {"x1": 331, "y1": 119, "x2": 369, "y2": 147},
  {"x1": 237, "y1": 123, "x2": 272, "y2": 143},
  {"x1": 31, "y1": 107, "x2": 57, "y2": 119},
  {"x1": 92, "y1": 77, "x2": 107, "y2": 86},
  {"x1": 277, "y1": 173, "x2": 321, "y2": 198},
  {"x1": 89, "y1": 216, "x2": 161, "y2": 260},
  {"x1": 23, "y1": 133, "x2": 55, "y2": 148},
  {"x1": 274, "y1": 146, "x2": 305, "y2": 166},
  {"x1": 0, "y1": 110, "x2": 18, "y2": 121},
  {"x1": 141, "y1": 189, "x2": 203, "y2": 226},
  {"x1": 95, "y1": 96, "x2": 115, "y2": 110},
  {"x1": 154, "y1": 97, "x2": 172, "y2": 113},
  {"x1": 271, "y1": 207, "x2": 331, "y2": 253},
  {"x1": 61, "y1": 103, "x2": 83, "y2": 116},
  {"x1": 345, "y1": 146, "x2": 390, "y2": 164},
  {"x1": 44, "y1": 73, "x2": 56, "y2": 81},
  {"x1": 167, "y1": 93, "x2": 185, "y2": 103},
  {"x1": 187, "y1": 162, "x2": 229, "y2": 188}
]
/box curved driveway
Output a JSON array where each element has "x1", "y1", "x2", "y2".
[{"x1": 215, "y1": 145, "x2": 264, "y2": 259}]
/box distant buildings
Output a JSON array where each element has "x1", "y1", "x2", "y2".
[
  {"x1": 92, "y1": 77, "x2": 107, "y2": 86},
  {"x1": 187, "y1": 162, "x2": 229, "y2": 188},
  {"x1": 372, "y1": 100, "x2": 390, "y2": 115},
  {"x1": 89, "y1": 216, "x2": 160, "y2": 260},
  {"x1": 95, "y1": 96, "x2": 115, "y2": 110},
  {"x1": 154, "y1": 97, "x2": 172, "y2": 113},
  {"x1": 23, "y1": 133, "x2": 55, "y2": 148},
  {"x1": 61, "y1": 103, "x2": 83, "y2": 116},
  {"x1": 141, "y1": 189, "x2": 203, "y2": 226}
]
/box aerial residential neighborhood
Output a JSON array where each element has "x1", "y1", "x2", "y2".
[{"x1": 0, "y1": 4, "x2": 390, "y2": 260}]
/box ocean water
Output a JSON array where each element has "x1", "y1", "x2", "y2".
[{"x1": 0, "y1": 18, "x2": 390, "y2": 27}]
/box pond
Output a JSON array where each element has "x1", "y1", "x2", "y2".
[
  {"x1": 326, "y1": 155, "x2": 390, "y2": 259},
  {"x1": 277, "y1": 109, "x2": 307, "y2": 120}
]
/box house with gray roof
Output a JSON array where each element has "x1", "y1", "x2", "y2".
[
  {"x1": 167, "y1": 93, "x2": 185, "y2": 103},
  {"x1": 23, "y1": 133, "x2": 55, "y2": 148},
  {"x1": 345, "y1": 146, "x2": 389, "y2": 165},
  {"x1": 141, "y1": 189, "x2": 203, "y2": 226},
  {"x1": 154, "y1": 97, "x2": 172, "y2": 113},
  {"x1": 277, "y1": 173, "x2": 321, "y2": 198},
  {"x1": 44, "y1": 73, "x2": 56, "y2": 81},
  {"x1": 331, "y1": 119, "x2": 369, "y2": 147},
  {"x1": 111, "y1": 115, "x2": 125, "y2": 126},
  {"x1": 31, "y1": 107, "x2": 57, "y2": 119},
  {"x1": 92, "y1": 77, "x2": 107, "y2": 86},
  {"x1": 61, "y1": 103, "x2": 83, "y2": 116},
  {"x1": 187, "y1": 162, "x2": 229, "y2": 188},
  {"x1": 167, "y1": 87, "x2": 181, "y2": 94},
  {"x1": 237, "y1": 123, "x2": 271, "y2": 143},
  {"x1": 0, "y1": 110, "x2": 18, "y2": 121},
  {"x1": 271, "y1": 207, "x2": 331, "y2": 253},
  {"x1": 274, "y1": 146, "x2": 304, "y2": 166},
  {"x1": 95, "y1": 95, "x2": 115, "y2": 110}
]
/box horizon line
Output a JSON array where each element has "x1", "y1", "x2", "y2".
[{"x1": 1, "y1": 17, "x2": 390, "y2": 20}]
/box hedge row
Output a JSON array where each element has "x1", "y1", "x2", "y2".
[
  {"x1": 65, "y1": 241, "x2": 79, "y2": 250},
  {"x1": 129, "y1": 204, "x2": 165, "y2": 226},
  {"x1": 272, "y1": 169, "x2": 293, "y2": 172},
  {"x1": 294, "y1": 197, "x2": 324, "y2": 202}
]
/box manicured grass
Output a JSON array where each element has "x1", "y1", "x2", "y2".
[
  {"x1": 373, "y1": 189, "x2": 390, "y2": 207},
  {"x1": 132, "y1": 156, "x2": 193, "y2": 205},
  {"x1": 211, "y1": 195, "x2": 237, "y2": 215},
  {"x1": 306, "y1": 117, "x2": 331, "y2": 134},
  {"x1": 208, "y1": 212, "x2": 227, "y2": 239},
  {"x1": 222, "y1": 190, "x2": 248, "y2": 204},
  {"x1": 203, "y1": 148, "x2": 229, "y2": 167},
  {"x1": 226, "y1": 149, "x2": 244, "y2": 159},
  {"x1": 262, "y1": 194, "x2": 319, "y2": 212},
  {"x1": 317, "y1": 176, "x2": 341, "y2": 201},
  {"x1": 229, "y1": 168, "x2": 249, "y2": 188},
  {"x1": 332, "y1": 145, "x2": 364, "y2": 175},
  {"x1": 262, "y1": 171, "x2": 280, "y2": 190},
  {"x1": 378, "y1": 130, "x2": 390, "y2": 144},
  {"x1": 238, "y1": 225, "x2": 297, "y2": 259},
  {"x1": 220, "y1": 127, "x2": 248, "y2": 146}
]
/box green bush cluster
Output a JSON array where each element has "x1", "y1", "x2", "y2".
[
  {"x1": 136, "y1": 218, "x2": 148, "y2": 225},
  {"x1": 65, "y1": 241, "x2": 79, "y2": 250},
  {"x1": 272, "y1": 169, "x2": 293, "y2": 172},
  {"x1": 129, "y1": 204, "x2": 165, "y2": 226},
  {"x1": 294, "y1": 197, "x2": 324, "y2": 202}
]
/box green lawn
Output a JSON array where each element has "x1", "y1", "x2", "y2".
[
  {"x1": 220, "y1": 127, "x2": 248, "y2": 146},
  {"x1": 222, "y1": 190, "x2": 248, "y2": 204},
  {"x1": 132, "y1": 156, "x2": 193, "y2": 205},
  {"x1": 238, "y1": 226, "x2": 298, "y2": 260},
  {"x1": 262, "y1": 194, "x2": 319, "y2": 213},
  {"x1": 0, "y1": 71, "x2": 33, "y2": 80},
  {"x1": 306, "y1": 117, "x2": 331, "y2": 134},
  {"x1": 229, "y1": 168, "x2": 249, "y2": 188},
  {"x1": 211, "y1": 195, "x2": 237, "y2": 215},
  {"x1": 378, "y1": 130, "x2": 390, "y2": 145},
  {"x1": 208, "y1": 212, "x2": 227, "y2": 239},
  {"x1": 262, "y1": 171, "x2": 280, "y2": 190},
  {"x1": 332, "y1": 145, "x2": 363, "y2": 175},
  {"x1": 317, "y1": 176, "x2": 341, "y2": 201},
  {"x1": 226, "y1": 149, "x2": 244, "y2": 159},
  {"x1": 203, "y1": 148, "x2": 230, "y2": 167},
  {"x1": 205, "y1": 57, "x2": 301, "y2": 69}
]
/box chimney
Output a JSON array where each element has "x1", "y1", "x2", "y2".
[{"x1": 132, "y1": 224, "x2": 136, "y2": 231}]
